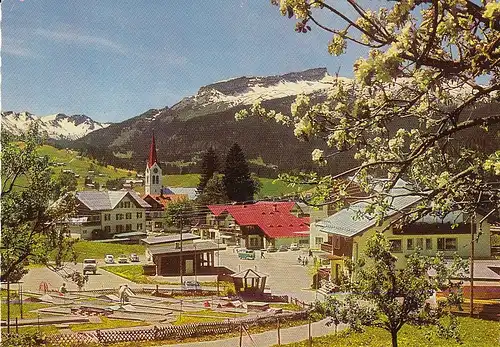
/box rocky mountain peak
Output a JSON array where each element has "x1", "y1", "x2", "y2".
[{"x1": 198, "y1": 67, "x2": 328, "y2": 96}]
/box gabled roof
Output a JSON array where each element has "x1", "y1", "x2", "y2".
[
  {"x1": 76, "y1": 190, "x2": 150, "y2": 211},
  {"x1": 316, "y1": 181, "x2": 421, "y2": 237},
  {"x1": 207, "y1": 202, "x2": 309, "y2": 239},
  {"x1": 148, "y1": 240, "x2": 225, "y2": 255},
  {"x1": 142, "y1": 194, "x2": 188, "y2": 208},
  {"x1": 163, "y1": 187, "x2": 198, "y2": 200}
]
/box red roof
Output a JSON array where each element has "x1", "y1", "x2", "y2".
[
  {"x1": 207, "y1": 202, "x2": 309, "y2": 239},
  {"x1": 143, "y1": 194, "x2": 188, "y2": 208},
  {"x1": 147, "y1": 133, "x2": 158, "y2": 168}
]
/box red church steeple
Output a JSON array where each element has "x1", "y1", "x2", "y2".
[{"x1": 147, "y1": 133, "x2": 158, "y2": 168}]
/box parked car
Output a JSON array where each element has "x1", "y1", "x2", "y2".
[
  {"x1": 182, "y1": 280, "x2": 201, "y2": 291},
  {"x1": 238, "y1": 249, "x2": 256, "y2": 260},
  {"x1": 118, "y1": 254, "x2": 128, "y2": 263},
  {"x1": 83, "y1": 259, "x2": 97, "y2": 275},
  {"x1": 129, "y1": 253, "x2": 140, "y2": 262},
  {"x1": 267, "y1": 245, "x2": 278, "y2": 253},
  {"x1": 289, "y1": 243, "x2": 300, "y2": 251},
  {"x1": 104, "y1": 254, "x2": 114, "y2": 264},
  {"x1": 278, "y1": 245, "x2": 289, "y2": 252}
]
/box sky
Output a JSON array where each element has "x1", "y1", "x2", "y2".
[{"x1": 1, "y1": 0, "x2": 368, "y2": 123}]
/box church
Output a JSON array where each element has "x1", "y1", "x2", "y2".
[{"x1": 142, "y1": 134, "x2": 196, "y2": 232}]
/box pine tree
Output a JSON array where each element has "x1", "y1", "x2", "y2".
[
  {"x1": 197, "y1": 174, "x2": 229, "y2": 205},
  {"x1": 223, "y1": 143, "x2": 255, "y2": 202},
  {"x1": 197, "y1": 147, "x2": 219, "y2": 195}
]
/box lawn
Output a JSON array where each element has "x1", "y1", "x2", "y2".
[
  {"x1": 69, "y1": 241, "x2": 146, "y2": 262},
  {"x1": 1, "y1": 302, "x2": 51, "y2": 320},
  {"x1": 101, "y1": 265, "x2": 157, "y2": 284},
  {"x1": 269, "y1": 303, "x2": 303, "y2": 312},
  {"x1": 275, "y1": 317, "x2": 500, "y2": 347}
]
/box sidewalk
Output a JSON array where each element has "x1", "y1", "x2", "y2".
[{"x1": 161, "y1": 318, "x2": 344, "y2": 347}]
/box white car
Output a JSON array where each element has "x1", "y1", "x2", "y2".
[
  {"x1": 289, "y1": 243, "x2": 300, "y2": 251},
  {"x1": 83, "y1": 259, "x2": 97, "y2": 275},
  {"x1": 104, "y1": 254, "x2": 114, "y2": 264}
]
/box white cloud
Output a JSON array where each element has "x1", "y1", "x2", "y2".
[
  {"x1": 2, "y1": 39, "x2": 40, "y2": 58},
  {"x1": 34, "y1": 28, "x2": 127, "y2": 55}
]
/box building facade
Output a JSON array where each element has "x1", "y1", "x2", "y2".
[
  {"x1": 204, "y1": 202, "x2": 310, "y2": 249},
  {"x1": 70, "y1": 190, "x2": 150, "y2": 240}
]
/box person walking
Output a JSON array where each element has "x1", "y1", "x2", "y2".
[{"x1": 261, "y1": 250, "x2": 266, "y2": 259}]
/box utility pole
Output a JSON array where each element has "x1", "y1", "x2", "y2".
[
  {"x1": 7, "y1": 279, "x2": 10, "y2": 334},
  {"x1": 277, "y1": 318, "x2": 281, "y2": 346},
  {"x1": 217, "y1": 237, "x2": 220, "y2": 296},
  {"x1": 180, "y1": 215, "x2": 184, "y2": 285},
  {"x1": 469, "y1": 212, "x2": 475, "y2": 317},
  {"x1": 308, "y1": 314, "x2": 312, "y2": 347}
]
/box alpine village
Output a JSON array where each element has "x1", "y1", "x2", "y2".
[{"x1": 2, "y1": 1, "x2": 500, "y2": 347}]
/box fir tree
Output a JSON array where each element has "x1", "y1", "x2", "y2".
[
  {"x1": 197, "y1": 147, "x2": 219, "y2": 195},
  {"x1": 197, "y1": 174, "x2": 229, "y2": 205},
  {"x1": 223, "y1": 143, "x2": 255, "y2": 202}
]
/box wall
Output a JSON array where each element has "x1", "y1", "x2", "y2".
[
  {"x1": 273, "y1": 236, "x2": 309, "y2": 248},
  {"x1": 352, "y1": 216, "x2": 492, "y2": 268},
  {"x1": 100, "y1": 196, "x2": 147, "y2": 235}
]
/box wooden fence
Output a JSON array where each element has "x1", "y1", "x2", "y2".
[
  {"x1": 289, "y1": 297, "x2": 314, "y2": 310},
  {"x1": 46, "y1": 310, "x2": 309, "y2": 345}
]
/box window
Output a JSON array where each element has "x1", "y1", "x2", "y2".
[
  {"x1": 416, "y1": 238, "x2": 423, "y2": 249},
  {"x1": 315, "y1": 237, "x2": 323, "y2": 245},
  {"x1": 389, "y1": 239, "x2": 402, "y2": 252},
  {"x1": 155, "y1": 222, "x2": 163, "y2": 228},
  {"x1": 124, "y1": 201, "x2": 131, "y2": 208},
  {"x1": 407, "y1": 238, "x2": 414, "y2": 251},
  {"x1": 126, "y1": 213, "x2": 132, "y2": 219},
  {"x1": 104, "y1": 226, "x2": 110, "y2": 233},
  {"x1": 425, "y1": 238, "x2": 432, "y2": 250},
  {"x1": 136, "y1": 212, "x2": 143, "y2": 219},
  {"x1": 299, "y1": 239, "x2": 309, "y2": 244},
  {"x1": 116, "y1": 214, "x2": 120, "y2": 220},
  {"x1": 116, "y1": 225, "x2": 124, "y2": 233},
  {"x1": 104, "y1": 214, "x2": 111, "y2": 221},
  {"x1": 437, "y1": 238, "x2": 457, "y2": 251},
  {"x1": 126, "y1": 224, "x2": 132, "y2": 231},
  {"x1": 137, "y1": 223, "x2": 143, "y2": 230},
  {"x1": 333, "y1": 236, "x2": 341, "y2": 250}
]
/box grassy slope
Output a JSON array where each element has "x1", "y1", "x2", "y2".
[
  {"x1": 40, "y1": 145, "x2": 301, "y2": 198},
  {"x1": 276, "y1": 317, "x2": 500, "y2": 347},
  {"x1": 38, "y1": 145, "x2": 135, "y2": 190}
]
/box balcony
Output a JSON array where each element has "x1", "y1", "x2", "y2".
[
  {"x1": 320, "y1": 242, "x2": 353, "y2": 257},
  {"x1": 320, "y1": 243, "x2": 333, "y2": 253}
]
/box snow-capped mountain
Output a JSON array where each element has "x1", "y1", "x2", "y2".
[
  {"x1": 1, "y1": 111, "x2": 111, "y2": 140},
  {"x1": 171, "y1": 68, "x2": 334, "y2": 117}
]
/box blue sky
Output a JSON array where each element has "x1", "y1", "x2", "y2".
[{"x1": 2, "y1": 0, "x2": 365, "y2": 122}]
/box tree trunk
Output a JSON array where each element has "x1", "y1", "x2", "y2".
[{"x1": 391, "y1": 330, "x2": 398, "y2": 347}]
